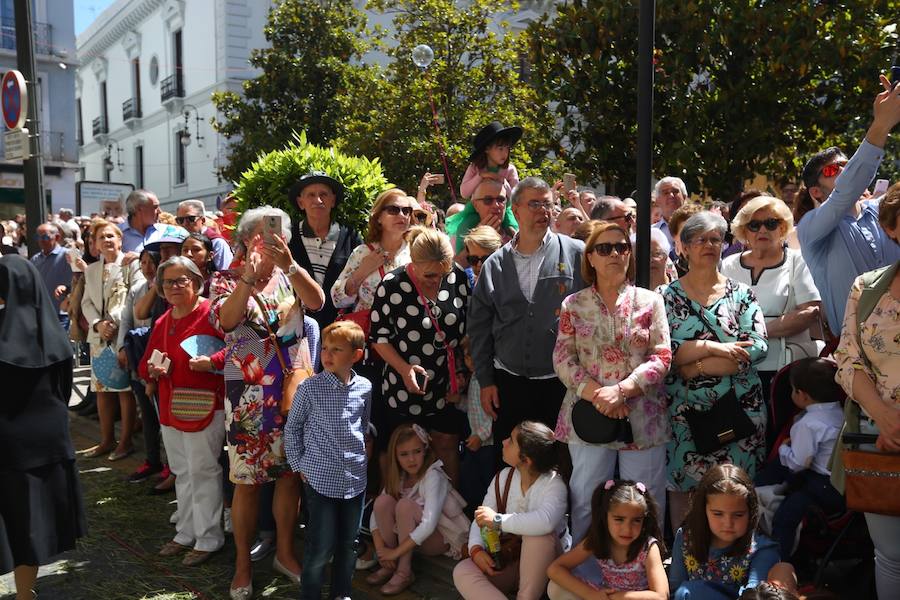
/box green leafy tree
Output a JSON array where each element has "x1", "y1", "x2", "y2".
[
  {"x1": 337, "y1": 0, "x2": 562, "y2": 203},
  {"x1": 211, "y1": 0, "x2": 374, "y2": 183},
  {"x1": 232, "y1": 132, "x2": 389, "y2": 234},
  {"x1": 529, "y1": 1, "x2": 899, "y2": 199}
]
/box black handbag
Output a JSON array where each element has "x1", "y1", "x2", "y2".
[
  {"x1": 681, "y1": 293, "x2": 756, "y2": 453},
  {"x1": 572, "y1": 399, "x2": 634, "y2": 444},
  {"x1": 684, "y1": 388, "x2": 755, "y2": 453}
]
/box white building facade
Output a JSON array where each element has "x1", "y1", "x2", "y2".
[
  {"x1": 0, "y1": 0, "x2": 78, "y2": 218},
  {"x1": 76, "y1": 0, "x2": 274, "y2": 212}
]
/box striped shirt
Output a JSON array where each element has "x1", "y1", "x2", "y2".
[
  {"x1": 284, "y1": 370, "x2": 372, "y2": 499},
  {"x1": 299, "y1": 220, "x2": 339, "y2": 286}
]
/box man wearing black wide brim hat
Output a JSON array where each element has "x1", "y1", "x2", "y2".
[{"x1": 287, "y1": 171, "x2": 362, "y2": 329}]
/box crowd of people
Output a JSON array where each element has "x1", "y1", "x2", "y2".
[{"x1": 1, "y1": 80, "x2": 900, "y2": 600}]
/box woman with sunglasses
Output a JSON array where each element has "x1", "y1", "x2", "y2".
[
  {"x1": 723, "y1": 196, "x2": 821, "y2": 406},
  {"x1": 369, "y1": 227, "x2": 469, "y2": 485},
  {"x1": 553, "y1": 221, "x2": 672, "y2": 543},
  {"x1": 332, "y1": 188, "x2": 414, "y2": 329},
  {"x1": 462, "y1": 225, "x2": 502, "y2": 286},
  {"x1": 659, "y1": 211, "x2": 769, "y2": 530}
]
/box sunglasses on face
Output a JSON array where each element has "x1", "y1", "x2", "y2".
[
  {"x1": 477, "y1": 196, "x2": 506, "y2": 206},
  {"x1": 818, "y1": 161, "x2": 847, "y2": 179},
  {"x1": 591, "y1": 242, "x2": 631, "y2": 256},
  {"x1": 383, "y1": 205, "x2": 413, "y2": 216},
  {"x1": 746, "y1": 218, "x2": 782, "y2": 233},
  {"x1": 175, "y1": 215, "x2": 202, "y2": 225},
  {"x1": 467, "y1": 254, "x2": 490, "y2": 266},
  {"x1": 414, "y1": 211, "x2": 431, "y2": 224},
  {"x1": 609, "y1": 213, "x2": 634, "y2": 223}
]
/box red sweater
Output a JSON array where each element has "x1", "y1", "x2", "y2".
[{"x1": 139, "y1": 299, "x2": 226, "y2": 432}]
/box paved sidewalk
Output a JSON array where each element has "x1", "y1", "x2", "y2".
[{"x1": 0, "y1": 366, "x2": 460, "y2": 599}]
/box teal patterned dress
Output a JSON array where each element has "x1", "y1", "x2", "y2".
[{"x1": 660, "y1": 279, "x2": 768, "y2": 491}]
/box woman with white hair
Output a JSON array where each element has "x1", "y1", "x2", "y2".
[
  {"x1": 659, "y1": 212, "x2": 768, "y2": 529},
  {"x1": 722, "y1": 196, "x2": 821, "y2": 402},
  {"x1": 139, "y1": 256, "x2": 226, "y2": 566},
  {"x1": 208, "y1": 206, "x2": 324, "y2": 599},
  {"x1": 642, "y1": 227, "x2": 677, "y2": 290}
]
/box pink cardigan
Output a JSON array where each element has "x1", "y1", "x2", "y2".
[{"x1": 460, "y1": 163, "x2": 520, "y2": 199}]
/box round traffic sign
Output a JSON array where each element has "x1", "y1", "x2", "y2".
[{"x1": 2, "y1": 70, "x2": 27, "y2": 130}]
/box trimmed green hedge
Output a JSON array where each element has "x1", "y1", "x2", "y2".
[{"x1": 232, "y1": 131, "x2": 391, "y2": 235}]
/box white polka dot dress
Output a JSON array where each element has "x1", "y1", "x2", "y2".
[{"x1": 369, "y1": 265, "x2": 470, "y2": 420}]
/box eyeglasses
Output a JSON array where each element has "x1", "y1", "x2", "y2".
[
  {"x1": 688, "y1": 236, "x2": 724, "y2": 247},
  {"x1": 526, "y1": 200, "x2": 554, "y2": 211},
  {"x1": 467, "y1": 254, "x2": 490, "y2": 266},
  {"x1": 818, "y1": 161, "x2": 847, "y2": 179},
  {"x1": 608, "y1": 213, "x2": 635, "y2": 224},
  {"x1": 162, "y1": 276, "x2": 193, "y2": 289},
  {"x1": 591, "y1": 242, "x2": 631, "y2": 256},
  {"x1": 650, "y1": 251, "x2": 668, "y2": 260},
  {"x1": 476, "y1": 196, "x2": 507, "y2": 206},
  {"x1": 382, "y1": 205, "x2": 413, "y2": 216},
  {"x1": 746, "y1": 218, "x2": 782, "y2": 233},
  {"x1": 175, "y1": 215, "x2": 202, "y2": 225}
]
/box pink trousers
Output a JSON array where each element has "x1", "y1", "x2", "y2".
[
  {"x1": 453, "y1": 533, "x2": 561, "y2": 600},
  {"x1": 373, "y1": 494, "x2": 448, "y2": 577}
]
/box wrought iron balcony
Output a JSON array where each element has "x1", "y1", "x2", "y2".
[
  {"x1": 122, "y1": 97, "x2": 141, "y2": 121},
  {"x1": 91, "y1": 115, "x2": 108, "y2": 138},
  {"x1": 0, "y1": 17, "x2": 53, "y2": 55},
  {"x1": 160, "y1": 73, "x2": 184, "y2": 102}
]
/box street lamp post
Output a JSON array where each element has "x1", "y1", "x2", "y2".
[
  {"x1": 635, "y1": 0, "x2": 656, "y2": 289},
  {"x1": 14, "y1": 0, "x2": 45, "y2": 257}
]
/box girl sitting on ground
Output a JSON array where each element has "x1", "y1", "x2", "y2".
[
  {"x1": 547, "y1": 480, "x2": 668, "y2": 599},
  {"x1": 453, "y1": 421, "x2": 568, "y2": 600},
  {"x1": 669, "y1": 464, "x2": 798, "y2": 600},
  {"x1": 367, "y1": 423, "x2": 469, "y2": 595}
]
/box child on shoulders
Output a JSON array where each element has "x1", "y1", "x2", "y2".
[
  {"x1": 547, "y1": 479, "x2": 668, "y2": 600},
  {"x1": 283, "y1": 321, "x2": 372, "y2": 600},
  {"x1": 670, "y1": 464, "x2": 798, "y2": 600},
  {"x1": 366, "y1": 423, "x2": 470, "y2": 595},
  {"x1": 459, "y1": 121, "x2": 522, "y2": 199},
  {"x1": 754, "y1": 358, "x2": 845, "y2": 559}
]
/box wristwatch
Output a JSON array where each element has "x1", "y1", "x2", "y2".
[
  {"x1": 492, "y1": 514, "x2": 502, "y2": 531},
  {"x1": 287, "y1": 262, "x2": 301, "y2": 277}
]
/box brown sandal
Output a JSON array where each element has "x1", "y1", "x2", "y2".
[{"x1": 159, "y1": 540, "x2": 191, "y2": 557}]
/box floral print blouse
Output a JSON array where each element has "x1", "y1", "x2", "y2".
[
  {"x1": 331, "y1": 241, "x2": 411, "y2": 313},
  {"x1": 553, "y1": 285, "x2": 672, "y2": 449},
  {"x1": 835, "y1": 272, "x2": 900, "y2": 410}
]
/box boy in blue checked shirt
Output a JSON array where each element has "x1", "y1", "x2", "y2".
[{"x1": 284, "y1": 321, "x2": 372, "y2": 600}]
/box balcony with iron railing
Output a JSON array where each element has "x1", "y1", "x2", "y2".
[
  {"x1": 0, "y1": 17, "x2": 53, "y2": 55},
  {"x1": 0, "y1": 130, "x2": 67, "y2": 162},
  {"x1": 92, "y1": 115, "x2": 107, "y2": 138},
  {"x1": 160, "y1": 73, "x2": 184, "y2": 102},
  {"x1": 122, "y1": 98, "x2": 141, "y2": 122}
]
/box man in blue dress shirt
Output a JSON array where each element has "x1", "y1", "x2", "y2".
[
  {"x1": 797, "y1": 77, "x2": 900, "y2": 335},
  {"x1": 30, "y1": 222, "x2": 72, "y2": 329}
]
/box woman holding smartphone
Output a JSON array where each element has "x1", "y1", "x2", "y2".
[{"x1": 369, "y1": 227, "x2": 470, "y2": 485}]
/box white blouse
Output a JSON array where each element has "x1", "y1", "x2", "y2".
[
  {"x1": 721, "y1": 247, "x2": 820, "y2": 371},
  {"x1": 331, "y1": 241, "x2": 411, "y2": 313}
]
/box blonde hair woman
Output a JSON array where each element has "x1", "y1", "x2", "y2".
[
  {"x1": 722, "y1": 196, "x2": 821, "y2": 403},
  {"x1": 80, "y1": 219, "x2": 141, "y2": 460},
  {"x1": 369, "y1": 227, "x2": 471, "y2": 484}
]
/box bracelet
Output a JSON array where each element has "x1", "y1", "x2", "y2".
[
  {"x1": 239, "y1": 275, "x2": 256, "y2": 287},
  {"x1": 469, "y1": 546, "x2": 484, "y2": 559},
  {"x1": 696, "y1": 359, "x2": 704, "y2": 376}
]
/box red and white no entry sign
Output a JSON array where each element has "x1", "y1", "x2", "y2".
[{"x1": 2, "y1": 70, "x2": 27, "y2": 131}]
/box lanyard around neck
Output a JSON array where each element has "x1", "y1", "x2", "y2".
[{"x1": 405, "y1": 264, "x2": 458, "y2": 395}]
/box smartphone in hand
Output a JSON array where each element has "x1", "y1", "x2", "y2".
[
  {"x1": 414, "y1": 370, "x2": 429, "y2": 392},
  {"x1": 874, "y1": 179, "x2": 890, "y2": 197},
  {"x1": 263, "y1": 215, "x2": 281, "y2": 244},
  {"x1": 563, "y1": 173, "x2": 577, "y2": 194}
]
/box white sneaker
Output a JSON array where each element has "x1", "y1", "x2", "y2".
[
  {"x1": 223, "y1": 507, "x2": 233, "y2": 534},
  {"x1": 169, "y1": 509, "x2": 178, "y2": 525}
]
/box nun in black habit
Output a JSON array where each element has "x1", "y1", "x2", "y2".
[{"x1": 0, "y1": 255, "x2": 86, "y2": 598}]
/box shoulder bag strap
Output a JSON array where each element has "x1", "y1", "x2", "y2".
[
  {"x1": 251, "y1": 292, "x2": 290, "y2": 373},
  {"x1": 677, "y1": 285, "x2": 724, "y2": 344},
  {"x1": 498, "y1": 467, "x2": 515, "y2": 514}
]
